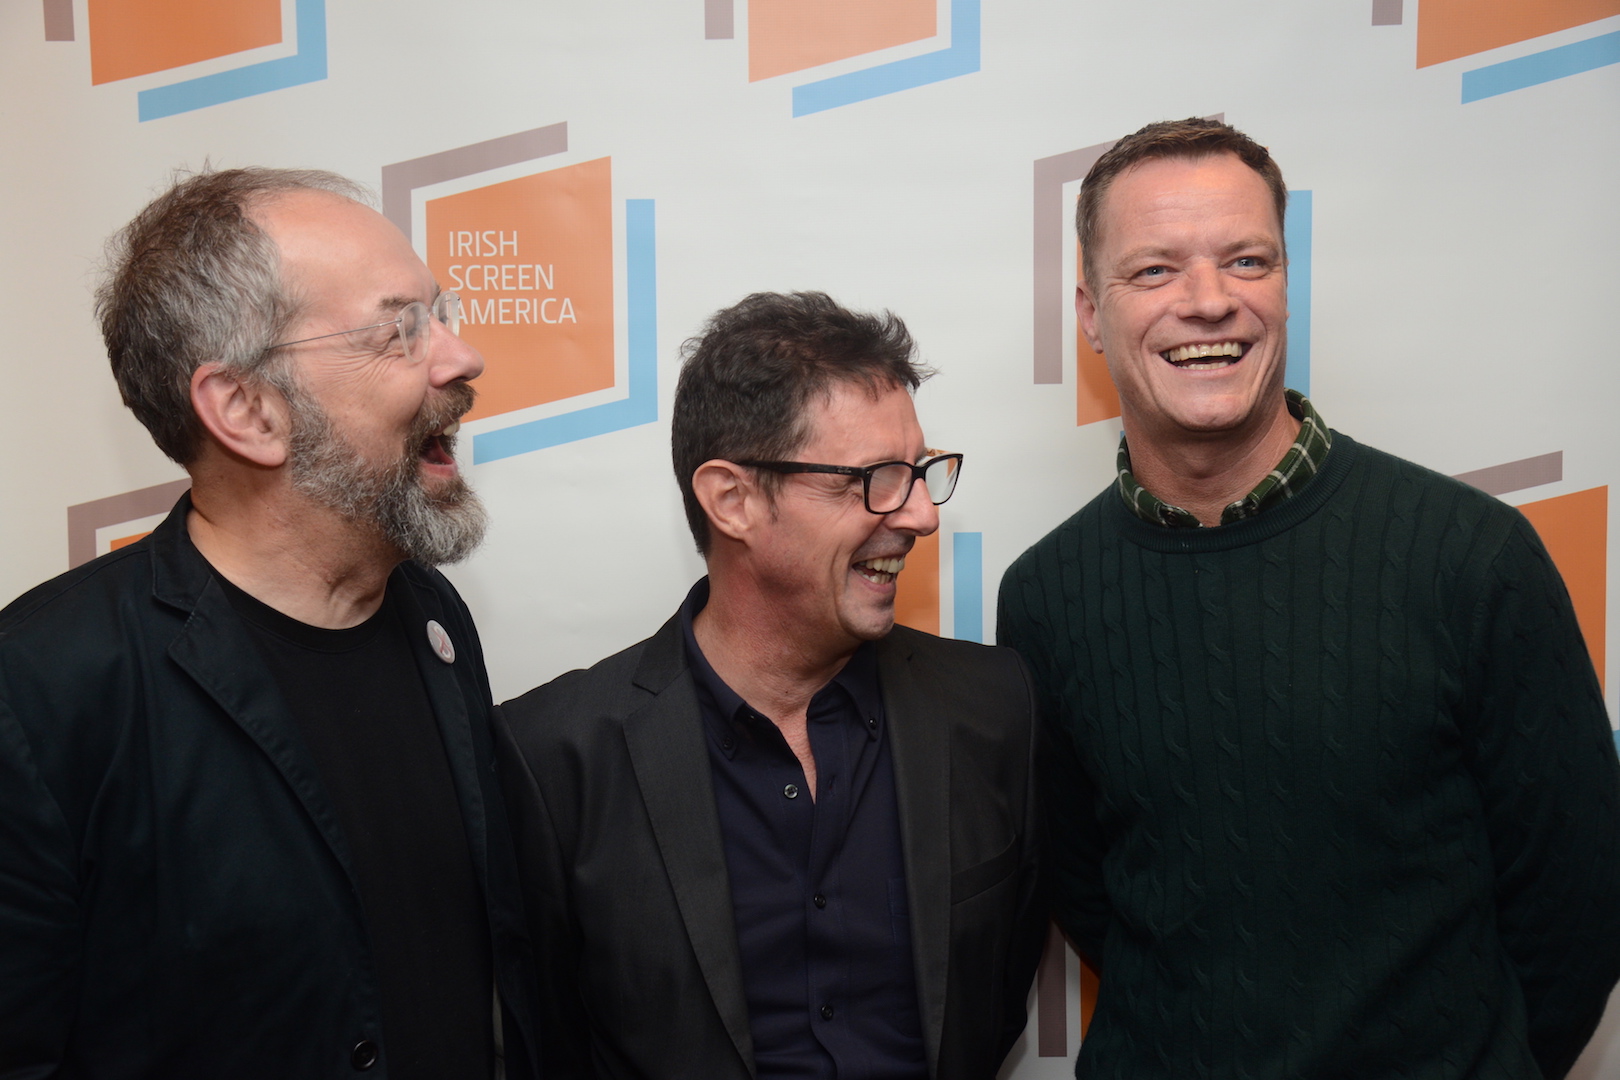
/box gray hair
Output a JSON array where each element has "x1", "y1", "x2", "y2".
[{"x1": 95, "y1": 166, "x2": 370, "y2": 464}]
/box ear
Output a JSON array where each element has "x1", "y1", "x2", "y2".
[
  {"x1": 1075, "y1": 283, "x2": 1105, "y2": 355},
  {"x1": 691, "y1": 459, "x2": 761, "y2": 546},
  {"x1": 190, "y1": 363, "x2": 290, "y2": 469}
]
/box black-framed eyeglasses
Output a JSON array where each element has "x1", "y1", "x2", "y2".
[
  {"x1": 737, "y1": 452, "x2": 963, "y2": 515},
  {"x1": 270, "y1": 291, "x2": 463, "y2": 365}
]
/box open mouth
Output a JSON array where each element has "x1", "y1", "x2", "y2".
[
  {"x1": 419, "y1": 418, "x2": 460, "y2": 467},
  {"x1": 854, "y1": 555, "x2": 906, "y2": 585},
  {"x1": 1161, "y1": 341, "x2": 1246, "y2": 370}
]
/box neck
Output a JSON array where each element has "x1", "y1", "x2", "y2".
[
  {"x1": 691, "y1": 574, "x2": 853, "y2": 724},
  {"x1": 1124, "y1": 397, "x2": 1301, "y2": 526},
  {"x1": 186, "y1": 473, "x2": 401, "y2": 630}
]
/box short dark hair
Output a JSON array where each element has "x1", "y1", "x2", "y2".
[
  {"x1": 671, "y1": 291, "x2": 932, "y2": 555},
  {"x1": 1076, "y1": 117, "x2": 1288, "y2": 288},
  {"x1": 95, "y1": 166, "x2": 368, "y2": 464}
]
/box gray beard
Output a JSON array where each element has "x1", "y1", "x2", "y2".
[{"x1": 281, "y1": 379, "x2": 488, "y2": 567}]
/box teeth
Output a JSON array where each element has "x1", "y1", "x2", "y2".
[
  {"x1": 860, "y1": 556, "x2": 905, "y2": 575},
  {"x1": 1164, "y1": 342, "x2": 1244, "y2": 364},
  {"x1": 442, "y1": 419, "x2": 460, "y2": 437}
]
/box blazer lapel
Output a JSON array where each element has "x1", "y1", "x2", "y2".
[
  {"x1": 621, "y1": 614, "x2": 755, "y2": 1074},
  {"x1": 880, "y1": 630, "x2": 951, "y2": 1075},
  {"x1": 392, "y1": 575, "x2": 490, "y2": 888},
  {"x1": 166, "y1": 577, "x2": 364, "y2": 897}
]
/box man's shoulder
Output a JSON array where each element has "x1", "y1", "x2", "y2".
[
  {"x1": 0, "y1": 540, "x2": 163, "y2": 651},
  {"x1": 1345, "y1": 436, "x2": 1534, "y2": 539},
  {"x1": 881, "y1": 625, "x2": 1032, "y2": 704},
  {"x1": 884, "y1": 624, "x2": 1025, "y2": 675},
  {"x1": 1001, "y1": 485, "x2": 1118, "y2": 587},
  {"x1": 500, "y1": 616, "x2": 675, "y2": 736}
]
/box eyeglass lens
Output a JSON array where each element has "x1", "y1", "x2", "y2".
[
  {"x1": 399, "y1": 293, "x2": 463, "y2": 364},
  {"x1": 867, "y1": 457, "x2": 959, "y2": 513}
]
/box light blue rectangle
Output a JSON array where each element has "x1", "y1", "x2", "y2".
[
  {"x1": 953, "y1": 532, "x2": 984, "y2": 643},
  {"x1": 792, "y1": 0, "x2": 979, "y2": 117},
  {"x1": 1284, "y1": 189, "x2": 1312, "y2": 398},
  {"x1": 474, "y1": 200, "x2": 658, "y2": 464},
  {"x1": 138, "y1": 0, "x2": 326, "y2": 121},
  {"x1": 1462, "y1": 30, "x2": 1620, "y2": 103}
]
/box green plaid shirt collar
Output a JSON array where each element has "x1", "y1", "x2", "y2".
[{"x1": 1116, "y1": 390, "x2": 1332, "y2": 528}]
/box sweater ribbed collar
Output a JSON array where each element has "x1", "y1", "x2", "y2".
[{"x1": 1116, "y1": 390, "x2": 1332, "y2": 528}]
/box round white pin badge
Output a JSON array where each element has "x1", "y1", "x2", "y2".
[{"x1": 426, "y1": 620, "x2": 456, "y2": 664}]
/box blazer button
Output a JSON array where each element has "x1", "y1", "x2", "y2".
[
  {"x1": 783, "y1": 784, "x2": 799, "y2": 799},
  {"x1": 813, "y1": 893, "x2": 826, "y2": 908},
  {"x1": 351, "y1": 1040, "x2": 379, "y2": 1070},
  {"x1": 821, "y1": 1004, "x2": 835, "y2": 1020}
]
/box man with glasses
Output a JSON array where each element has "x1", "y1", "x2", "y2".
[
  {"x1": 0, "y1": 168, "x2": 539, "y2": 1078},
  {"x1": 498, "y1": 291, "x2": 1045, "y2": 1079}
]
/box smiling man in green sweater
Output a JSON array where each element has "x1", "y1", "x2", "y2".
[{"x1": 998, "y1": 118, "x2": 1620, "y2": 1079}]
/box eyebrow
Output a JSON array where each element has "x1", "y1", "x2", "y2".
[{"x1": 1115, "y1": 235, "x2": 1281, "y2": 266}]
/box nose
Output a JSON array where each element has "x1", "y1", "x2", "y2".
[
  {"x1": 886, "y1": 473, "x2": 940, "y2": 537},
  {"x1": 1178, "y1": 261, "x2": 1237, "y2": 323},
  {"x1": 427, "y1": 318, "x2": 485, "y2": 386}
]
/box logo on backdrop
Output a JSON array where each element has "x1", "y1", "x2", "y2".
[
  {"x1": 66, "y1": 478, "x2": 190, "y2": 569},
  {"x1": 703, "y1": 0, "x2": 980, "y2": 116},
  {"x1": 42, "y1": 0, "x2": 328, "y2": 122},
  {"x1": 380, "y1": 123, "x2": 657, "y2": 466},
  {"x1": 1369, "y1": 0, "x2": 1620, "y2": 102}
]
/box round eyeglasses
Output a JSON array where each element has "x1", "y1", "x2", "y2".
[
  {"x1": 737, "y1": 452, "x2": 963, "y2": 515},
  {"x1": 270, "y1": 291, "x2": 463, "y2": 365}
]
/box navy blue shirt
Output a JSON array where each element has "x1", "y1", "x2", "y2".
[{"x1": 680, "y1": 580, "x2": 927, "y2": 1080}]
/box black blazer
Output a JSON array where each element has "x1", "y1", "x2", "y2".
[
  {"x1": 0, "y1": 497, "x2": 540, "y2": 1079},
  {"x1": 497, "y1": 607, "x2": 1044, "y2": 1080}
]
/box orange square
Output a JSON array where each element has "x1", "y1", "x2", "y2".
[
  {"x1": 89, "y1": 0, "x2": 282, "y2": 85},
  {"x1": 427, "y1": 158, "x2": 617, "y2": 422},
  {"x1": 1417, "y1": 0, "x2": 1620, "y2": 68},
  {"x1": 894, "y1": 529, "x2": 940, "y2": 636},
  {"x1": 1519, "y1": 486, "x2": 1608, "y2": 692},
  {"x1": 750, "y1": 0, "x2": 936, "y2": 81}
]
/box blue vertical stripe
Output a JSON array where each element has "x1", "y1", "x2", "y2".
[
  {"x1": 1285, "y1": 190, "x2": 1312, "y2": 398},
  {"x1": 953, "y1": 532, "x2": 984, "y2": 642},
  {"x1": 473, "y1": 199, "x2": 658, "y2": 463}
]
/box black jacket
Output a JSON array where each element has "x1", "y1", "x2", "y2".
[
  {"x1": 0, "y1": 496, "x2": 539, "y2": 1079},
  {"x1": 497, "y1": 606, "x2": 1045, "y2": 1079}
]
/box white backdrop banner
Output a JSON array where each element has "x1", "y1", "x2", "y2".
[{"x1": 3, "y1": 0, "x2": 1617, "y2": 1074}]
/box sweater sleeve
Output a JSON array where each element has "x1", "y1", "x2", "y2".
[
  {"x1": 997, "y1": 556, "x2": 1111, "y2": 966},
  {"x1": 1461, "y1": 516, "x2": 1620, "y2": 1079}
]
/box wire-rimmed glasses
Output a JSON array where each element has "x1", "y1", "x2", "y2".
[{"x1": 270, "y1": 291, "x2": 463, "y2": 364}]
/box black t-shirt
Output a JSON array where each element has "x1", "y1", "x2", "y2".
[{"x1": 222, "y1": 576, "x2": 493, "y2": 1079}]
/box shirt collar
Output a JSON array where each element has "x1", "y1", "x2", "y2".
[
  {"x1": 1116, "y1": 389, "x2": 1333, "y2": 528},
  {"x1": 677, "y1": 578, "x2": 884, "y2": 753}
]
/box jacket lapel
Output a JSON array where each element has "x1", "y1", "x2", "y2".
[
  {"x1": 622, "y1": 614, "x2": 755, "y2": 1074},
  {"x1": 392, "y1": 575, "x2": 490, "y2": 888},
  {"x1": 880, "y1": 629, "x2": 951, "y2": 1074},
  {"x1": 166, "y1": 575, "x2": 365, "y2": 897}
]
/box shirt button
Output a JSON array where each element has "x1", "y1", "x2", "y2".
[
  {"x1": 813, "y1": 893, "x2": 826, "y2": 908},
  {"x1": 821, "y1": 1004, "x2": 835, "y2": 1020},
  {"x1": 783, "y1": 784, "x2": 799, "y2": 799},
  {"x1": 721, "y1": 737, "x2": 734, "y2": 752},
  {"x1": 866, "y1": 716, "x2": 877, "y2": 730},
  {"x1": 350, "y1": 1040, "x2": 379, "y2": 1070}
]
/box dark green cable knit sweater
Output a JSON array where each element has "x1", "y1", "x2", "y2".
[{"x1": 998, "y1": 433, "x2": 1620, "y2": 1080}]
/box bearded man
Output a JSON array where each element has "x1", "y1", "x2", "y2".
[{"x1": 0, "y1": 168, "x2": 539, "y2": 1079}]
